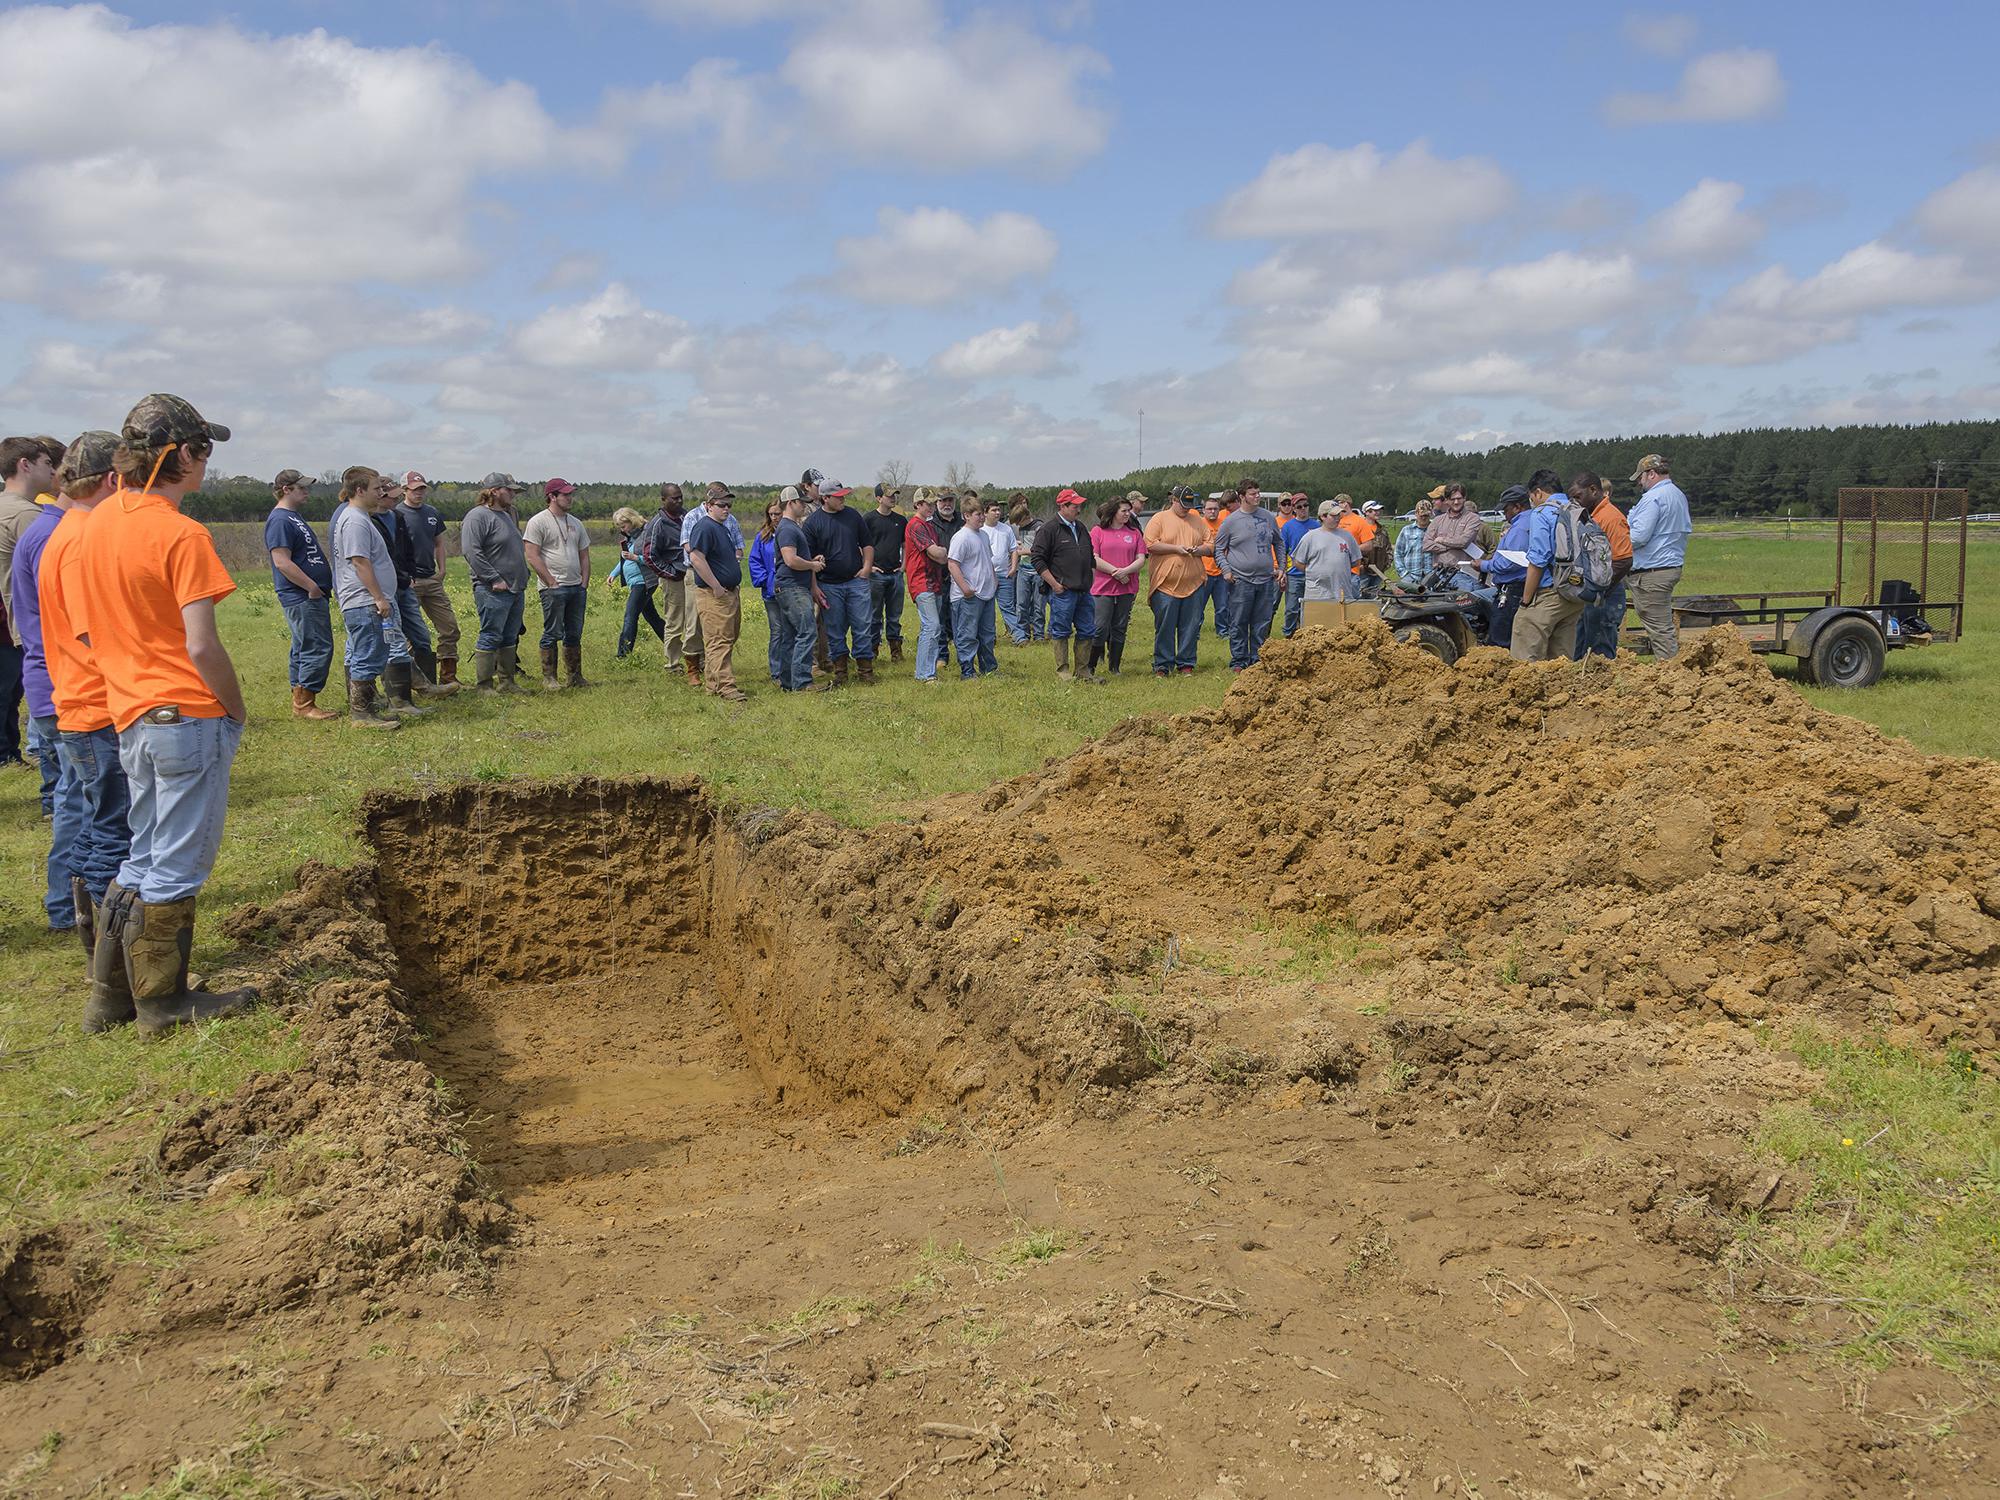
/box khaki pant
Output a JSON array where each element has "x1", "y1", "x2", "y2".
[
  {"x1": 1627, "y1": 567, "x2": 1682, "y2": 658},
  {"x1": 680, "y1": 575, "x2": 705, "y2": 660},
  {"x1": 409, "y1": 574, "x2": 461, "y2": 661},
  {"x1": 657, "y1": 577, "x2": 688, "y2": 669},
  {"x1": 1509, "y1": 590, "x2": 1586, "y2": 662},
  {"x1": 693, "y1": 587, "x2": 741, "y2": 696}
]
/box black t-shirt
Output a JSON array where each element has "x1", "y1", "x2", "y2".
[
  {"x1": 933, "y1": 511, "x2": 964, "y2": 553},
  {"x1": 802, "y1": 505, "x2": 871, "y2": 583},
  {"x1": 865, "y1": 508, "x2": 906, "y2": 572},
  {"x1": 398, "y1": 502, "x2": 447, "y2": 578},
  {"x1": 375, "y1": 510, "x2": 416, "y2": 589}
]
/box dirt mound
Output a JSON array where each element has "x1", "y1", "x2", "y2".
[{"x1": 927, "y1": 620, "x2": 2000, "y2": 1057}]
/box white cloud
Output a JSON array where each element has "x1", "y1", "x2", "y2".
[
  {"x1": 827, "y1": 208, "x2": 1058, "y2": 307},
  {"x1": 1604, "y1": 48, "x2": 1786, "y2": 126},
  {"x1": 1684, "y1": 242, "x2": 1995, "y2": 365},
  {"x1": 0, "y1": 6, "x2": 591, "y2": 287},
  {"x1": 1639, "y1": 178, "x2": 1764, "y2": 261},
  {"x1": 506, "y1": 284, "x2": 701, "y2": 372},
  {"x1": 1915, "y1": 166, "x2": 2000, "y2": 255},
  {"x1": 1213, "y1": 140, "x2": 1513, "y2": 240},
  {"x1": 1623, "y1": 12, "x2": 1697, "y2": 59},
  {"x1": 597, "y1": 58, "x2": 788, "y2": 179},
  {"x1": 935, "y1": 312, "x2": 1079, "y2": 379}
]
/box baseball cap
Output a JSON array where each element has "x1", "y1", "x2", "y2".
[
  {"x1": 401, "y1": 470, "x2": 427, "y2": 487},
  {"x1": 1499, "y1": 484, "x2": 1531, "y2": 509},
  {"x1": 479, "y1": 471, "x2": 521, "y2": 490},
  {"x1": 1362, "y1": 500, "x2": 1383, "y2": 513},
  {"x1": 1426, "y1": 484, "x2": 1448, "y2": 501},
  {"x1": 1056, "y1": 487, "x2": 1085, "y2": 507},
  {"x1": 705, "y1": 481, "x2": 734, "y2": 503},
  {"x1": 545, "y1": 477, "x2": 576, "y2": 498},
  {"x1": 121, "y1": 393, "x2": 229, "y2": 448},
  {"x1": 59, "y1": 431, "x2": 119, "y2": 483},
  {"x1": 911, "y1": 486, "x2": 936, "y2": 507},
  {"x1": 1629, "y1": 453, "x2": 1668, "y2": 482},
  {"x1": 1125, "y1": 489, "x2": 1148, "y2": 506},
  {"x1": 270, "y1": 467, "x2": 311, "y2": 493},
  {"x1": 822, "y1": 480, "x2": 852, "y2": 498},
  {"x1": 1168, "y1": 484, "x2": 1194, "y2": 501},
  {"x1": 780, "y1": 485, "x2": 801, "y2": 503},
  {"x1": 1316, "y1": 500, "x2": 1339, "y2": 518},
  {"x1": 801, "y1": 467, "x2": 825, "y2": 489}
]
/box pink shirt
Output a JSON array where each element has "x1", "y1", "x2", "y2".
[{"x1": 1089, "y1": 524, "x2": 1145, "y2": 596}]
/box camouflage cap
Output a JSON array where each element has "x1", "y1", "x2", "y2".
[
  {"x1": 58, "y1": 431, "x2": 119, "y2": 483},
  {"x1": 1125, "y1": 489, "x2": 1148, "y2": 506},
  {"x1": 121, "y1": 393, "x2": 228, "y2": 448},
  {"x1": 271, "y1": 467, "x2": 312, "y2": 493},
  {"x1": 478, "y1": 471, "x2": 522, "y2": 491},
  {"x1": 705, "y1": 481, "x2": 734, "y2": 503},
  {"x1": 1629, "y1": 453, "x2": 1669, "y2": 481}
]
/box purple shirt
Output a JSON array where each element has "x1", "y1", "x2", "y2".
[{"x1": 8, "y1": 504, "x2": 62, "y2": 719}]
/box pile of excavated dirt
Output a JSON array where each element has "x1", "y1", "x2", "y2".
[{"x1": 917, "y1": 620, "x2": 2000, "y2": 1058}]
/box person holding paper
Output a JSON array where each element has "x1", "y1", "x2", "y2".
[
  {"x1": 1420, "y1": 483, "x2": 1495, "y2": 601},
  {"x1": 1468, "y1": 486, "x2": 1532, "y2": 649}
]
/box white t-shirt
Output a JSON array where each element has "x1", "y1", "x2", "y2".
[
  {"x1": 984, "y1": 520, "x2": 1018, "y2": 574},
  {"x1": 1292, "y1": 526, "x2": 1361, "y2": 602},
  {"x1": 948, "y1": 525, "x2": 998, "y2": 602},
  {"x1": 523, "y1": 508, "x2": 589, "y2": 587}
]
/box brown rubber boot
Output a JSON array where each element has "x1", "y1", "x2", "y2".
[
  {"x1": 474, "y1": 649, "x2": 499, "y2": 694},
  {"x1": 832, "y1": 658, "x2": 849, "y2": 688},
  {"x1": 438, "y1": 657, "x2": 460, "y2": 687},
  {"x1": 540, "y1": 645, "x2": 562, "y2": 690},
  {"x1": 1078, "y1": 638, "x2": 1106, "y2": 685},
  {"x1": 384, "y1": 661, "x2": 434, "y2": 715},
  {"x1": 85, "y1": 881, "x2": 137, "y2": 1032},
  {"x1": 563, "y1": 643, "x2": 590, "y2": 689},
  {"x1": 1053, "y1": 638, "x2": 1071, "y2": 680},
  {"x1": 291, "y1": 686, "x2": 337, "y2": 720},
  {"x1": 348, "y1": 678, "x2": 403, "y2": 730},
  {"x1": 125, "y1": 898, "x2": 256, "y2": 1038},
  {"x1": 685, "y1": 652, "x2": 703, "y2": 687},
  {"x1": 497, "y1": 645, "x2": 521, "y2": 692},
  {"x1": 889, "y1": 639, "x2": 903, "y2": 663},
  {"x1": 857, "y1": 657, "x2": 876, "y2": 685}
]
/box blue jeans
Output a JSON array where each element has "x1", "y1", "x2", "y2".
[
  {"x1": 1045, "y1": 587, "x2": 1097, "y2": 641},
  {"x1": 395, "y1": 586, "x2": 433, "y2": 655},
  {"x1": 35, "y1": 716, "x2": 77, "y2": 926},
  {"x1": 912, "y1": 591, "x2": 943, "y2": 680},
  {"x1": 1151, "y1": 589, "x2": 1202, "y2": 672},
  {"x1": 539, "y1": 585, "x2": 586, "y2": 648},
  {"x1": 29, "y1": 710, "x2": 60, "y2": 816},
  {"x1": 1282, "y1": 572, "x2": 1306, "y2": 637},
  {"x1": 1489, "y1": 587, "x2": 1521, "y2": 650},
  {"x1": 870, "y1": 571, "x2": 905, "y2": 654},
  {"x1": 821, "y1": 577, "x2": 872, "y2": 663},
  {"x1": 472, "y1": 583, "x2": 526, "y2": 651},
  {"x1": 281, "y1": 596, "x2": 334, "y2": 692},
  {"x1": 1010, "y1": 570, "x2": 1041, "y2": 641},
  {"x1": 341, "y1": 605, "x2": 396, "y2": 681},
  {"x1": 1227, "y1": 576, "x2": 1277, "y2": 669},
  {"x1": 620, "y1": 583, "x2": 665, "y2": 656},
  {"x1": 116, "y1": 712, "x2": 242, "y2": 904},
  {"x1": 771, "y1": 585, "x2": 818, "y2": 690},
  {"x1": 58, "y1": 726, "x2": 129, "y2": 905},
  {"x1": 1571, "y1": 580, "x2": 1628, "y2": 660},
  {"x1": 1451, "y1": 568, "x2": 1497, "y2": 606},
  {"x1": 760, "y1": 592, "x2": 783, "y2": 681},
  {"x1": 951, "y1": 593, "x2": 998, "y2": 677},
  {"x1": 1201, "y1": 575, "x2": 1230, "y2": 637}
]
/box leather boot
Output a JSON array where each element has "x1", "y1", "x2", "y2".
[
  {"x1": 384, "y1": 662, "x2": 434, "y2": 716},
  {"x1": 85, "y1": 881, "x2": 137, "y2": 1032},
  {"x1": 348, "y1": 678, "x2": 403, "y2": 730},
  {"x1": 889, "y1": 639, "x2": 904, "y2": 663},
  {"x1": 685, "y1": 652, "x2": 703, "y2": 687},
  {"x1": 291, "y1": 686, "x2": 337, "y2": 720},
  {"x1": 497, "y1": 645, "x2": 520, "y2": 692},
  {"x1": 72, "y1": 877, "x2": 96, "y2": 959},
  {"x1": 833, "y1": 658, "x2": 849, "y2": 688},
  {"x1": 563, "y1": 643, "x2": 590, "y2": 689},
  {"x1": 125, "y1": 897, "x2": 256, "y2": 1038},
  {"x1": 540, "y1": 645, "x2": 562, "y2": 690},
  {"x1": 857, "y1": 657, "x2": 876, "y2": 685},
  {"x1": 1053, "y1": 638, "x2": 1071, "y2": 679},
  {"x1": 474, "y1": 649, "x2": 499, "y2": 694},
  {"x1": 414, "y1": 646, "x2": 460, "y2": 699},
  {"x1": 438, "y1": 657, "x2": 460, "y2": 687}
]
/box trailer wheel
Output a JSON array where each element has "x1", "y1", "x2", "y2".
[
  {"x1": 1393, "y1": 622, "x2": 1460, "y2": 665},
  {"x1": 1804, "y1": 616, "x2": 1885, "y2": 689}
]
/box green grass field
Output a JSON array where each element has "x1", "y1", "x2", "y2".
[{"x1": 2, "y1": 529, "x2": 1995, "y2": 1367}]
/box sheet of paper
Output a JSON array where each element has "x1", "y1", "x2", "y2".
[
  {"x1": 1463, "y1": 543, "x2": 1485, "y2": 561},
  {"x1": 1498, "y1": 549, "x2": 1529, "y2": 567}
]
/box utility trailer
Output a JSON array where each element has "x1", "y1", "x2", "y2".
[{"x1": 1619, "y1": 488, "x2": 1970, "y2": 688}]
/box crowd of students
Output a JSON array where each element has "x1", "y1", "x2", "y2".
[{"x1": 1, "y1": 396, "x2": 1694, "y2": 1038}]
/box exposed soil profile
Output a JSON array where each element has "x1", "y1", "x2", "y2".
[{"x1": 3, "y1": 622, "x2": 1997, "y2": 1498}]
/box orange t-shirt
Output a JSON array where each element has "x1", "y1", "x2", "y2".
[
  {"x1": 1337, "y1": 514, "x2": 1380, "y2": 573},
  {"x1": 73, "y1": 489, "x2": 236, "y2": 730},
  {"x1": 1200, "y1": 514, "x2": 1223, "y2": 577},
  {"x1": 1144, "y1": 508, "x2": 1210, "y2": 599},
  {"x1": 1590, "y1": 498, "x2": 1633, "y2": 565},
  {"x1": 37, "y1": 508, "x2": 112, "y2": 733}
]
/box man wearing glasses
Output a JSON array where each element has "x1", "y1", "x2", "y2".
[
  {"x1": 686, "y1": 482, "x2": 748, "y2": 702},
  {"x1": 397, "y1": 471, "x2": 461, "y2": 686}
]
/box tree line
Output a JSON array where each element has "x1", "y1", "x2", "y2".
[{"x1": 179, "y1": 419, "x2": 2000, "y2": 522}]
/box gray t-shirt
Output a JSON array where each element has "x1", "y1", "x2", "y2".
[
  {"x1": 1292, "y1": 526, "x2": 1361, "y2": 601},
  {"x1": 1214, "y1": 506, "x2": 1281, "y2": 583},
  {"x1": 524, "y1": 508, "x2": 589, "y2": 587},
  {"x1": 329, "y1": 503, "x2": 393, "y2": 613},
  {"x1": 460, "y1": 504, "x2": 528, "y2": 591}
]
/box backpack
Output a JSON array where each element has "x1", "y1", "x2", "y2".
[{"x1": 1548, "y1": 501, "x2": 1615, "y2": 604}]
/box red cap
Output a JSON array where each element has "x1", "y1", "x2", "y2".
[
  {"x1": 1056, "y1": 488, "x2": 1085, "y2": 506},
  {"x1": 545, "y1": 478, "x2": 576, "y2": 497}
]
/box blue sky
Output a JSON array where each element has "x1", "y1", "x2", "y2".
[{"x1": 2, "y1": 0, "x2": 1997, "y2": 485}]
